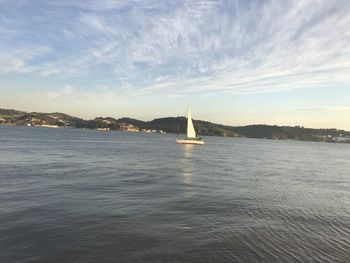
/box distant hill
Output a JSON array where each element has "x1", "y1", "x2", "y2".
[
  {"x1": 1, "y1": 108, "x2": 349, "y2": 143},
  {"x1": 0, "y1": 108, "x2": 26, "y2": 118}
]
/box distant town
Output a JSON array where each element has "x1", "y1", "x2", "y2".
[
  {"x1": 1, "y1": 108, "x2": 350, "y2": 143},
  {"x1": 98, "y1": 122, "x2": 166, "y2": 134}
]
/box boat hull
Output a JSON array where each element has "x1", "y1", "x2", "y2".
[{"x1": 176, "y1": 139, "x2": 205, "y2": 145}]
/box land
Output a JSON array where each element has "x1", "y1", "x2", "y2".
[{"x1": 1, "y1": 108, "x2": 350, "y2": 143}]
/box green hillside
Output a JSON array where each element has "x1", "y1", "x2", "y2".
[{"x1": 1, "y1": 108, "x2": 349, "y2": 143}]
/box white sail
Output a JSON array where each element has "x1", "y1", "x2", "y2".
[
  {"x1": 176, "y1": 106, "x2": 204, "y2": 144},
  {"x1": 187, "y1": 106, "x2": 196, "y2": 138}
]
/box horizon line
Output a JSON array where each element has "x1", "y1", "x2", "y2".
[{"x1": 0, "y1": 107, "x2": 347, "y2": 131}]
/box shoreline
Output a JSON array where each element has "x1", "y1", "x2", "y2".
[{"x1": 1, "y1": 123, "x2": 349, "y2": 144}]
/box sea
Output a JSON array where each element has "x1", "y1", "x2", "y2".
[{"x1": 0, "y1": 125, "x2": 349, "y2": 263}]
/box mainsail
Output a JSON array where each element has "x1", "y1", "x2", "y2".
[
  {"x1": 186, "y1": 106, "x2": 196, "y2": 138},
  {"x1": 176, "y1": 105, "x2": 204, "y2": 144}
]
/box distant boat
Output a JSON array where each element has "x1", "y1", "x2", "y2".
[{"x1": 176, "y1": 106, "x2": 205, "y2": 145}]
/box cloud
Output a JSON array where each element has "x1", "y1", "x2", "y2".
[
  {"x1": 37, "y1": 84, "x2": 117, "y2": 101},
  {"x1": 0, "y1": 0, "x2": 350, "y2": 95},
  {"x1": 0, "y1": 46, "x2": 50, "y2": 74},
  {"x1": 49, "y1": 0, "x2": 128, "y2": 11},
  {"x1": 0, "y1": 54, "x2": 25, "y2": 73},
  {"x1": 296, "y1": 106, "x2": 350, "y2": 112}
]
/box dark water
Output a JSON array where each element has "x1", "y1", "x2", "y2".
[{"x1": 1, "y1": 125, "x2": 350, "y2": 263}]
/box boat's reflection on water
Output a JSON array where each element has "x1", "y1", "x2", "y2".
[{"x1": 180, "y1": 144, "x2": 194, "y2": 186}]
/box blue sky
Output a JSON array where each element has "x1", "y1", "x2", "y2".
[{"x1": 1, "y1": 0, "x2": 350, "y2": 129}]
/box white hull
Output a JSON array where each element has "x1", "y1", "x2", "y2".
[{"x1": 176, "y1": 139, "x2": 205, "y2": 145}]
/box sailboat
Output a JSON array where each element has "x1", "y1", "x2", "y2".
[{"x1": 176, "y1": 106, "x2": 205, "y2": 145}]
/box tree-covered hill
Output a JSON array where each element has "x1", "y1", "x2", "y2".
[{"x1": 1, "y1": 108, "x2": 349, "y2": 143}]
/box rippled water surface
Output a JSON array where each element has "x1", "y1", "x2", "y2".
[{"x1": 1, "y1": 125, "x2": 350, "y2": 262}]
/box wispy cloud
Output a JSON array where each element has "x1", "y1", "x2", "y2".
[
  {"x1": 37, "y1": 84, "x2": 117, "y2": 101},
  {"x1": 295, "y1": 106, "x2": 350, "y2": 112},
  {"x1": 0, "y1": 0, "x2": 350, "y2": 95}
]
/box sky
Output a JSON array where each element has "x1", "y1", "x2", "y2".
[{"x1": 1, "y1": 0, "x2": 350, "y2": 129}]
